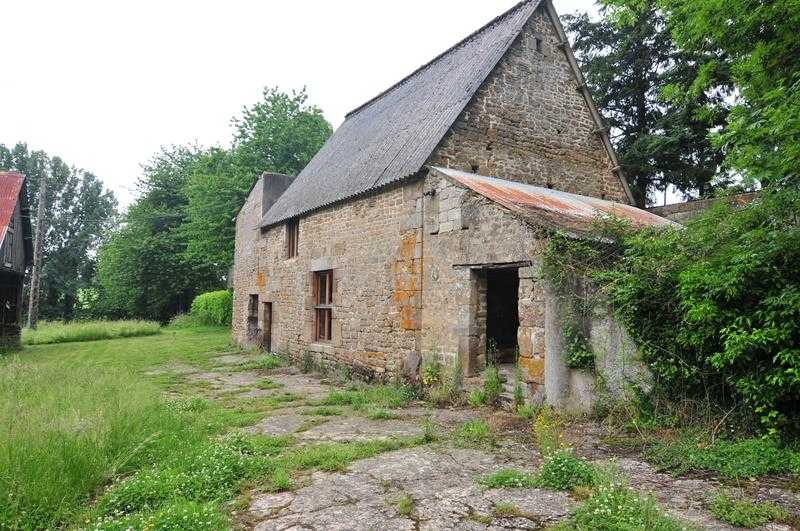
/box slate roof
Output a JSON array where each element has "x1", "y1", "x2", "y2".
[
  {"x1": 261, "y1": 0, "x2": 542, "y2": 227},
  {"x1": 433, "y1": 167, "x2": 674, "y2": 235}
]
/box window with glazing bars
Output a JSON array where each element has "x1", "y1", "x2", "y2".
[
  {"x1": 286, "y1": 219, "x2": 299, "y2": 258},
  {"x1": 314, "y1": 270, "x2": 333, "y2": 342}
]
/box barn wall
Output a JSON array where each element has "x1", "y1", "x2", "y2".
[
  {"x1": 419, "y1": 172, "x2": 548, "y2": 395},
  {"x1": 428, "y1": 7, "x2": 628, "y2": 203},
  {"x1": 233, "y1": 178, "x2": 424, "y2": 379}
]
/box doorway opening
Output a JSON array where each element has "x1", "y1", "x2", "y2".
[
  {"x1": 262, "y1": 302, "x2": 273, "y2": 352},
  {"x1": 247, "y1": 294, "x2": 259, "y2": 341},
  {"x1": 486, "y1": 268, "x2": 519, "y2": 365}
]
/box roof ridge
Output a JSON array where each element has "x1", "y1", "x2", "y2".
[{"x1": 344, "y1": 0, "x2": 535, "y2": 119}]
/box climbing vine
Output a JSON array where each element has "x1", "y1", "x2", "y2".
[{"x1": 542, "y1": 189, "x2": 800, "y2": 436}]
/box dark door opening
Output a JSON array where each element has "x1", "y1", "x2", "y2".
[
  {"x1": 486, "y1": 268, "x2": 519, "y2": 364},
  {"x1": 247, "y1": 294, "x2": 259, "y2": 341},
  {"x1": 262, "y1": 302, "x2": 273, "y2": 352}
]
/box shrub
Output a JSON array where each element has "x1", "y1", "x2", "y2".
[
  {"x1": 478, "y1": 468, "x2": 537, "y2": 489},
  {"x1": 394, "y1": 493, "x2": 414, "y2": 516},
  {"x1": 426, "y1": 357, "x2": 464, "y2": 407},
  {"x1": 534, "y1": 450, "x2": 597, "y2": 491},
  {"x1": 483, "y1": 365, "x2": 502, "y2": 405},
  {"x1": 91, "y1": 500, "x2": 227, "y2": 531},
  {"x1": 300, "y1": 350, "x2": 315, "y2": 373},
  {"x1": 710, "y1": 491, "x2": 788, "y2": 528},
  {"x1": 454, "y1": 419, "x2": 495, "y2": 447},
  {"x1": 22, "y1": 320, "x2": 160, "y2": 345},
  {"x1": 544, "y1": 188, "x2": 800, "y2": 434},
  {"x1": 468, "y1": 388, "x2": 487, "y2": 407},
  {"x1": 563, "y1": 324, "x2": 594, "y2": 370},
  {"x1": 319, "y1": 384, "x2": 415, "y2": 410},
  {"x1": 560, "y1": 479, "x2": 688, "y2": 530},
  {"x1": 189, "y1": 290, "x2": 232, "y2": 327},
  {"x1": 646, "y1": 434, "x2": 800, "y2": 478},
  {"x1": 533, "y1": 406, "x2": 564, "y2": 456},
  {"x1": 420, "y1": 358, "x2": 441, "y2": 387},
  {"x1": 516, "y1": 404, "x2": 537, "y2": 420}
]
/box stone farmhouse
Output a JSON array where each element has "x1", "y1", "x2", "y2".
[{"x1": 233, "y1": 0, "x2": 671, "y2": 408}]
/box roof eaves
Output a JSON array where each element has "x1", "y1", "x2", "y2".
[{"x1": 259, "y1": 170, "x2": 425, "y2": 229}]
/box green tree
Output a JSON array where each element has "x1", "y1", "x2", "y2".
[
  {"x1": 96, "y1": 146, "x2": 218, "y2": 321},
  {"x1": 647, "y1": 0, "x2": 800, "y2": 185},
  {"x1": 95, "y1": 86, "x2": 331, "y2": 320},
  {"x1": 181, "y1": 87, "x2": 331, "y2": 280},
  {"x1": 0, "y1": 143, "x2": 117, "y2": 320},
  {"x1": 565, "y1": 1, "x2": 731, "y2": 206}
]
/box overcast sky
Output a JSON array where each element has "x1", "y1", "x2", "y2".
[{"x1": 3, "y1": 0, "x2": 599, "y2": 207}]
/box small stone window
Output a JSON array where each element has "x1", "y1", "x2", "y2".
[
  {"x1": 313, "y1": 270, "x2": 333, "y2": 342},
  {"x1": 285, "y1": 219, "x2": 299, "y2": 258},
  {"x1": 534, "y1": 36, "x2": 543, "y2": 53}
]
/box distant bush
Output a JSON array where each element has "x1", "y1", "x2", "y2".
[
  {"x1": 189, "y1": 291, "x2": 232, "y2": 327},
  {"x1": 167, "y1": 313, "x2": 202, "y2": 329},
  {"x1": 22, "y1": 320, "x2": 160, "y2": 345}
]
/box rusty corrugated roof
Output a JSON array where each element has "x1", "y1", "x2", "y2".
[
  {"x1": 0, "y1": 172, "x2": 25, "y2": 245},
  {"x1": 432, "y1": 167, "x2": 674, "y2": 234}
]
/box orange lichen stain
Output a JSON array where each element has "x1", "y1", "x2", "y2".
[
  {"x1": 398, "y1": 232, "x2": 417, "y2": 261},
  {"x1": 518, "y1": 357, "x2": 545, "y2": 383},
  {"x1": 356, "y1": 351, "x2": 386, "y2": 364},
  {"x1": 256, "y1": 271, "x2": 266, "y2": 289},
  {"x1": 399, "y1": 306, "x2": 421, "y2": 330}
]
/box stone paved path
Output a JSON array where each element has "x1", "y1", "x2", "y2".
[{"x1": 156, "y1": 352, "x2": 799, "y2": 530}]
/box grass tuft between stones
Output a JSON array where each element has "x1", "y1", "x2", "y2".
[
  {"x1": 453, "y1": 419, "x2": 496, "y2": 448},
  {"x1": 709, "y1": 490, "x2": 788, "y2": 528}
]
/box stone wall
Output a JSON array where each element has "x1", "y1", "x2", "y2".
[
  {"x1": 233, "y1": 178, "x2": 424, "y2": 380},
  {"x1": 232, "y1": 3, "x2": 639, "y2": 390},
  {"x1": 427, "y1": 7, "x2": 629, "y2": 204},
  {"x1": 420, "y1": 172, "x2": 547, "y2": 393},
  {"x1": 543, "y1": 279, "x2": 651, "y2": 414}
]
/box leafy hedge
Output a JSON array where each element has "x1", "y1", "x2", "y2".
[
  {"x1": 545, "y1": 187, "x2": 800, "y2": 435},
  {"x1": 190, "y1": 291, "x2": 233, "y2": 327}
]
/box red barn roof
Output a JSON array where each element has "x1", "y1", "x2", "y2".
[
  {"x1": 0, "y1": 172, "x2": 25, "y2": 244},
  {"x1": 0, "y1": 171, "x2": 34, "y2": 267}
]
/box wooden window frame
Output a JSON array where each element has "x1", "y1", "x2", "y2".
[
  {"x1": 313, "y1": 270, "x2": 333, "y2": 342},
  {"x1": 285, "y1": 219, "x2": 299, "y2": 259}
]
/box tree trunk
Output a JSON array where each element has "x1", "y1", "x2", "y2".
[{"x1": 27, "y1": 173, "x2": 47, "y2": 329}]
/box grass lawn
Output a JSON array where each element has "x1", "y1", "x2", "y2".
[
  {"x1": 22, "y1": 320, "x2": 162, "y2": 345},
  {"x1": 0, "y1": 326, "x2": 235, "y2": 529},
  {"x1": 1, "y1": 326, "x2": 425, "y2": 530}
]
